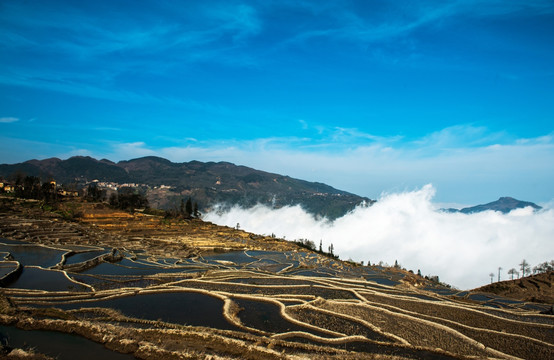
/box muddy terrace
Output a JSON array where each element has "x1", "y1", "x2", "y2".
[{"x1": 0, "y1": 198, "x2": 553, "y2": 359}]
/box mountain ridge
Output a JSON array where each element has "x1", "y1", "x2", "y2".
[
  {"x1": 0, "y1": 156, "x2": 373, "y2": 219},
  {"x1": 443, "y1": 196, "x2": 542, "y2": 214}
]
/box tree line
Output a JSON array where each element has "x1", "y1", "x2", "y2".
[
  {"x1": 2, "y1": 174, "x2": 202, "y2": 220},
  {"x1": 489, "y1": 259, "x2": 553, "y2": 283},
  {"x1": 2, "y1": 175, "x2": 60, "y2": 203},
  {"x1": 85, "y1": 183, "x2": 150, "y2": 212},
  {"x1": 166, "y1": 197, "x2": 200, "y2": 219},
  {"x1": 292, "y1": 238, "x2": 339, "y2": 259}
]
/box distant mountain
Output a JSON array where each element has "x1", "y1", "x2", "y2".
[
  {"x1": 0, "y1": 156, "x2": 373, "y2": 219},
  {"x1": 444, "y1": 197, "x2": 542, "y2": 214}
]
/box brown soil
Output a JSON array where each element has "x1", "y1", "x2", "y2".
[{"x1": 474, "y1": 271, "x2": 554, "y2": 304}]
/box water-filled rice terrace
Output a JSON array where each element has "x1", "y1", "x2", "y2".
[{"x1": 0, "y1": 201, "x2": 553, "y2": 359}]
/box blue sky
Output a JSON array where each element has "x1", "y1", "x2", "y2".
[{"x1": 1, "y1": 0, "x2": 553, "y2": 204}]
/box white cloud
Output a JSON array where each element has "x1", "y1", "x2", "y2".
[
  {"x1": 109, "y1": 142, "x2": 157, "y2": 160},
  {"x1": 89, "y1": 127, "x2": 554, "y2": 204},
  {"x1": 62, "y1": 148, "x2": 94, "y2": 158},
  {"x1": 204, "y1": 184, "x2": 554, "y2": 290},
  {"x1": 0, "y1": 117, "x2": 19, "y2": 123},
  {"x1": 1, "y1": 125, "x2": 552, "y2": 204}
]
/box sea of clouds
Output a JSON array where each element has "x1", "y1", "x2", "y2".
[{"x1": 204, "y1": 184, "x2": 554, "y2": 290}]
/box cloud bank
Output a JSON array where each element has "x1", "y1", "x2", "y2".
[
  {"x1": 99, "y1": 128, "x2": 554, "y2": 204},
  {"x1": 204, "y1": 184, "x2": 554, "y2": 290},
  {"x1": 2, "y1": 125, "x2": 551, "y2": 205}
]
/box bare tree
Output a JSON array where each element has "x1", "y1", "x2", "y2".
[
  {"x1": 533, "y1": 261, "x2": 554, "y2": 274},
  {"x1": 507, "y1": 268, "x2": 517, "y2": 280},
  {"x1": 519, "y1": 259, "x2": 530, "y2": 278}
]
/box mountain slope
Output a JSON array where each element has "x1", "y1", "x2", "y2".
[
  {"x1": 0, "y1": 156, "x2": 372, "y2": 219},
  {"x1": 474, "y1": 271, "x2": 553, "y2": 304}
]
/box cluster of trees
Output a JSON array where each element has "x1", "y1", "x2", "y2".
[
  {"x1": 3, "y1": 173, "x2": 205, "y2": 219},
  {"x1": 6, "y1": 175, "x2": 59, "y2": 203},
  {"x1": 107, "y1": 186, "x2": 149, "y2": 211},
  {"x1": 86, "y1": 184, "x2": 106, "y2": 202},
  {"x1": 165, "y1": 197, "x2": 200, "y2": 219},
  {"x1": 84, "y1": 184, "x2": 150, "y2": 212},
  {"x1": 67, "y1": 184, "x2": 202, "y2": 218},
  {"x1": 87, "y1": 184, "x2": 202, "y2": 218},
  {"x1": 489, "y1": 259, "x2": 554, "y2": 283},
  {"x1": 531, "y1": 260, "x2": 554, "y2": 274},
  {"x1": 292, "y1": 238, "x2": 339, "y2": 259},
  {"x1": 179, "y1": 197, "x2": 200, "y2": 218}
]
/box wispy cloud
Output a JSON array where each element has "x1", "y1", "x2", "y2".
[
  {"x1": 107, "y1": 142, "x2": 157, "y2": 160},
  {"x1": 273, "y1": 0, "x2": 554, "y2": 73},
  {"x1": 283, "y1": 1, "x2": 554, "y2": 45},
  {"x1": 0, "y1": 1, "x2": 267, "y2": 104},
  {"x1": 2, "y1": 0, "x2": 552, "y2": 102},
  {"x1": 0, "y1": 67, "x2": 233, "y2": 115},
  {"x1": 93, "y1": 127, "x2": 122, "y2": 132},
  {"x1": 1, "y1": 124, "x2": 552, "y2": 203},
  {"x1": 0, "y1": 0, "x2": 272, "y2": 114},
  {"x1": 64, "y1": 125, "x2": 552, "y2": 204},
  {"x1": 456, "y1": 0, "x2": 554, "y2": 17},
  {"x1": 211, "y1": 3, "x2": 262, "y2": 42},
  {"x1": 0, "y1": 117, "x2": 19, "y2": 123},
  {"x1": 411, "y1": 125, "x2": 509, "y2": 152},
  {"x1": 0, "y1": 1, "x2": 263, "y2": 62}
]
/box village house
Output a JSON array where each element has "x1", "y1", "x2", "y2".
[{"x1": 0, "y1": 182, "x2": 15, "y2": 193}]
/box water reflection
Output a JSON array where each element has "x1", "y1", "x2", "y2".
[
  {"x1": 0, "y1": 325, "x2": 134, "y2": 360},
  {"x1": 0, "y1": 244, "x2": 65, "y2": 268},
  {"x1": 8, "y1": 267, "x2": 89, "y2": 292},
  {"x1": 56, "y1": 291, "x2": 239, "y2": 331}
]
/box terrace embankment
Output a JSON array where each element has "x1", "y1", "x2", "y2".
[
  {"x1": 1, "y1": 196, "x2": 553, "y2": 359},
  {"x1": 0, "y1": 197, "x2": 301, "y2": 258}
]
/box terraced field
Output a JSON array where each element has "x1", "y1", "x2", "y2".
[{"x1": 0, "y1": 198, "x2": 552, "y2": 359}]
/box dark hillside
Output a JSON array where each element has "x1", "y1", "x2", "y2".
[
  {"x1": 118, "y1": 157, "x2": 371, "y2": 219},
  {"x1": 0, "y1": 156, "x2": 130, "y2": 184},
  {"x1": 0, "y1": 156, "x2": 372, "y2": 219}
]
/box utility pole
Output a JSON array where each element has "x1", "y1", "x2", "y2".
[{"x1": 498, "y1": 267, "x2": 502, "y2": 282}]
